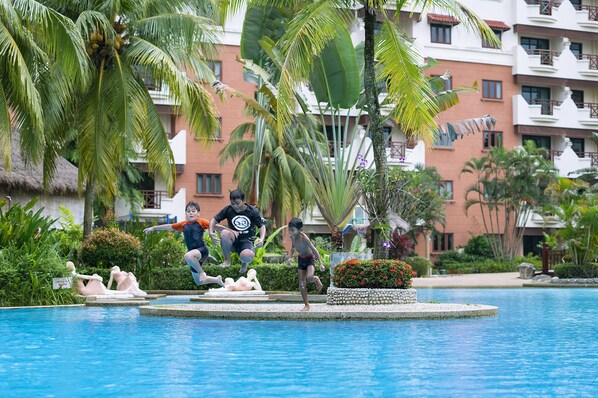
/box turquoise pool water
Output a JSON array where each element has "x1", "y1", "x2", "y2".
[{"x1": 0, "y1": 289, "x2": 596, "y2": 397}]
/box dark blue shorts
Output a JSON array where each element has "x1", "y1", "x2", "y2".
[
  {"x1": 298, "y1": 255, "x2": 315, "y2": 270},
  {"x1": 188, "y1": 246, "x2": 209, "y2": 273},
  {"x1": 232, "y1": 239, "x2": 254, "y2": 255}
]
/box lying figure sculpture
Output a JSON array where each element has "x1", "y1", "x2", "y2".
[
  {"x1": 66, "y1": 261, "x2": 133, "y2": 298},
  {"x1": 208, "y1": 268, "x2": 263, "y2": 293},
  {"x1": 107, "y1": 266, "x2": 147, "y2": 297}
]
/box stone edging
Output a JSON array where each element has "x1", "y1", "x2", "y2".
[{"x1": 326, "y1": 287, "x2": 416, "y2": 305}]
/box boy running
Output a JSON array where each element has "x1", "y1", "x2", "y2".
[
  {"x1": 287, "y1": 217, "x2": 324, "y2": 311},
  {"x1": 144, "y1": 201, "x2": 225, "y2": 287}
]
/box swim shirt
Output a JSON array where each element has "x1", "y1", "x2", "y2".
[{"x1": 171, "y1": 218, "x2": 210, "y2": 251}]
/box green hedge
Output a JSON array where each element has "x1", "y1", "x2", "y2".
[
  {"x1": 554, "y1": 263, "x2": 598, "y2": 278},
  {"x1": 80, "y1": 263, "x2": 330, "y2": 293}
]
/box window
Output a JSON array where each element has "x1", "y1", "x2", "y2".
[
  {"x1": 437, "y1": 180, "x2": 454, "y2": 200},
  {"x1": 571, "y1": 90, "x2": 584, "y2": 109},
  {"x1": 433, "y1": 233, "x2": 453, "y2": 252},
  {"x1": 197, "y1": 174, "x2": 222, "y2": 194},
  {"x1": 434, "y1": 129, "x2": 453, "y2": 148},
  {"x1": 570, "y1": 42, "x2": 582, "y2": 59},
  {"x1": 569, "y1": 138, "x2": 585, "y2": 155},
  {"x1": 212, "y1": 117, "x2": 222, "y2": 140},
  {"x1": 482, "y1": 29, "x2": 502, "y2": 49},
  {"x1": 431, "y1": 75, "x2": 452, "y2": 93},
  {"x1": 483, "y1": 131, "x2": 503, "y2": 149},
  {"x1": 431, "y1": 24, "x2": 452, "y2": 44},
  {"x1": 522, "y1": 135, "x2": 551, "y2": 150},
  {"x1": 522, "y1": 85, "x2": 551, "y2": 114},
  {"x1": 482, "y1": 80, "x2": 502, "y2": 99},
  {"x1": 207, "y1": 61, "x2": 222, "y2": 81},
  {"x1": 520, "y1": 37, "x2": 549, "y2": 52}
]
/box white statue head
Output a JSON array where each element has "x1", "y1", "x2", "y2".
[
  {"x1": 66, "y1": 261, "x2": 75, "y2": 271},
  {"x1": 247, "y1": 269, "x2": 257, "y2": 279}
]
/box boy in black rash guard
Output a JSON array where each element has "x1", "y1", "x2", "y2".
[
  {"x1": 144, "y1": 201, "x2": 225, "y2": 287},
  {"x1": 208, "y1": 189, "x2": 266, "y2": 274}
]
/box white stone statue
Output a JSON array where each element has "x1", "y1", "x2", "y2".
[
  {"x1": 66, "y1": 261, "x2": 133, "y2": 299},
  {"x1": 208, "y1": 269, "x2": 263, "y2": 294},
  {"x1": 107, "y1": 266, "x2": 147, "y2": 297}
]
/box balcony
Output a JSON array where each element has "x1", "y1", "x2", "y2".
[
  {"x1": 516, "y1": 0, "x2": 598, "y2": 32},
  {"x1": 514, "y1": 44, "x2": 598, "y2": 81},
  {"x1": 115, "y1": 188, "x2": 187, "y2": 222},
  {"x1": 130, "y1": 129, "x2": 187, "y2": 168},
  {"x1": 513, "y1": 94, "x2": 598, "y2": 128},
  {"x1": 326, "y1": 138, "x2": 425, "y2": 171}
]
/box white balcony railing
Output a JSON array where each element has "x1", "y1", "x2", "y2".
[
  {"x1": 513, "y1": 94, "x2": 598, "y2": 129},
  {"x1": 115, "y1": 188, "x2": 187, "y2": 222},
  {"x1": 514, "y1": 44, "x2": 598, "y2": 80},
  {"x1": 516, "y1": 0, "x2": 598, "y2": 31}
]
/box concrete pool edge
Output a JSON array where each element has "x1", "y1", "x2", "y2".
[{"x1": 139, "y1": 302, "x2": 498, "y2": 320}]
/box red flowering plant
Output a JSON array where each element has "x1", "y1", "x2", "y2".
[{"x1": 331, "y1": 259, "x2": 415, "y2": 289}]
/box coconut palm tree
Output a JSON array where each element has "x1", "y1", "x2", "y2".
[
  {"x1": 219, "y1": 0, "x2": 497, "y2": 255},
  {"x1": 36, "y1": 0, "x2": 222, "y2": 236},
  {"x1": 0, "y1": 0, "x2": 89, "y2": 168}
]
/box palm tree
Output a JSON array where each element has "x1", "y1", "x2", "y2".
[
  {"x1": 218, "y1": 114, "x2": 316, "y2": 229},
  {"x1": 219, "y1": 0, "x2": 497, "y2": 255},
  {"x1": 0, "y1": 0, "x2": 89, "y2": 168},
  {"x1": 37, "y1": 0, "x2": 222, "y2": 236}
]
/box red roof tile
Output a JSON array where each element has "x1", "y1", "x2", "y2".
[
  {"x1": 484, "y1": 19, "x2": 511, "y2": 31},
  {"x1": 427, "y1": 13, "x2": 460, "y2": 25}
]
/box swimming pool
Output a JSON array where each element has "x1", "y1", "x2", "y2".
[{"x1": 0, "y1": 289, "x2": 596, "y2": 397}]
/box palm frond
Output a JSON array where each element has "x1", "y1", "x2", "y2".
[{"x1": 376, "y1": 20, "x2": 438, "y2": 144}]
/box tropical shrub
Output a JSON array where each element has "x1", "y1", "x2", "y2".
[
  {"x1": 147, "y1": 235, "x2": 187, "y2": 269},
  {"x1": 464, "y1": 235, "x2": 494, "y2": 258},
  {"x1": 79, "y1": 228, "x2": 142, "y2": 269},
  {"x1": 332, "y1": 259, "x2": 415, "y2": 289},
  {"x1": 389, "y1": 231, "x2": 415, "y2": 260},
  {"x1": 0, "y1": 199, "x2": 78, "y2": 306},
  {"x1": 554, "y1": 263, "x2": 598, "y2": 279},
  {"x1": 405, "y1": 256, "x2": 432, "y2": 277},
  {"x1": 51, "y1": 206, "x2": 83, "y2": 260},
  {"x1": 434, "y1": 251, "x2": 479, "y2": 268}
]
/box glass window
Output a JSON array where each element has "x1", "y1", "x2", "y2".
[
  {"x1": 207, "y1": 61, "x2": 222, "y2": 81},
  {"x1": 569, "y1": 138, "x2": 585, "y2": 155},
  {"x1": 482, "y1": 29, "x2": 502, "y2": 49},
  {"x1": 431, "y1": 75, "x2": 452, "y2": 93},
  {"x1": 483, "y1": 131, "x2": 503, "y2": 149},
  {"x1": 438, "y1": 181, "x2": 454, "y2": 200},
  {"x1": 570, "y1": 42, "x2": 583, "y2": 59},
  {"x1": 431, "y1": 24, "x2": 451, "y2": 44},
  {"x1": 522, "y1": 135, "x2": 551, "y2": 150},
  {"x1": 433, "y1": 233, "x2": 454, "y2": 252},
  {"x1": 197, "y1": 174, "x2": 222, "y2": 194},
  {"x1": 482, "y1": 80, "x2": 502, "y2": 99}
]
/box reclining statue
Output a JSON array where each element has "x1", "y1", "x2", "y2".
[
  {"x1": 209, "y1": 268, "x2": 262, "y2": 293},
  {"x1": 107, "y1": 266, "x2": 147, "y2": 297},
  {"x1": 66, "y1": 261, "x2": 133, "y2": 298}
]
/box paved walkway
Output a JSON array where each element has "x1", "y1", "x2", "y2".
[{"x1": 412, "y1": 272, "x2": 525, "y2": 288}]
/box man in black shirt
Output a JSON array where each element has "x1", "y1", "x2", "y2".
[{"x1": 209, "y1": 189, "x2": 266, "y2": 274}]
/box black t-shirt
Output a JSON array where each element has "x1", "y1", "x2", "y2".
[{"x1": 213, "y1": 204, "x2": 265, "y2": 241}]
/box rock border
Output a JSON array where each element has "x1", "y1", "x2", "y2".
[{"x1": 326, "y1": 287, "x2": 417, "y2": 305}]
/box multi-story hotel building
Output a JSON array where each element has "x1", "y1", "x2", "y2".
[{"x1": 116, "y1": 0, "x2": 598, "y2": 260}]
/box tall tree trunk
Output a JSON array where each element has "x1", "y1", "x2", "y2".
[
  {"x1": 83, "y1": 180, "x2": 94, "y2": 239},
  {"x1": 363, "y1": 5, "x2": 388, "y2": 259},
  {"x1": 331, "y1": 226, "x2": 343, "y2": 252}
]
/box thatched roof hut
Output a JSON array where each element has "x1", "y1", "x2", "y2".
[{"x1": 0, "y1": 134, "x2": 79, "y2": 195}]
